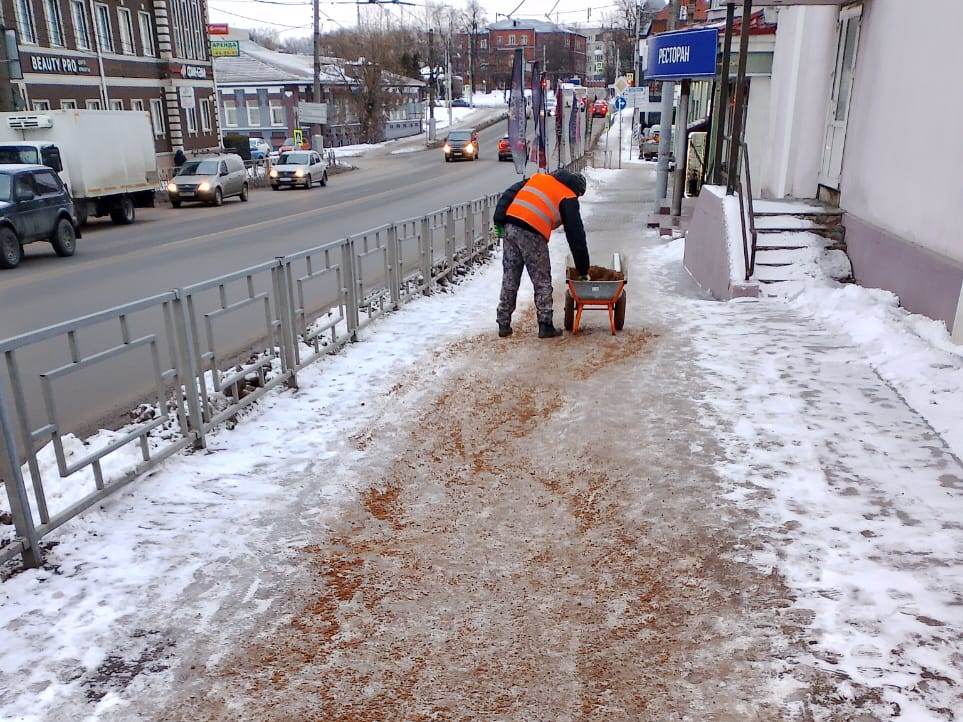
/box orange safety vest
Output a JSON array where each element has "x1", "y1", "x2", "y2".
[{"x1": 505, "y1": 173, "x2": 576, "y2": 241}]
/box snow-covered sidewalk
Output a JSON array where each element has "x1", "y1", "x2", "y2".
[{"x1": 1, "y1": 163, "x2": 961, "y2": 721}]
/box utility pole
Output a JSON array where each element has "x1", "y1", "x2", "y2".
[
  {"x1": 427, "y1": 27, "x2": 436, "y2": 141},
  {"x1": 312, "y1": 0, "x2": 322, "y2": 149},
  {"x1": 446, "y1": 37, "x2": 453, "y2": 129},
  {"x1": 655, "y1": 0, "x2": 680, "y2": 207}
]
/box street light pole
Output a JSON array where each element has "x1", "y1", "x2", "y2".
[
  {"x1": 313, "y1": 0, "x2": 322, "y2": 149},
  {"x1": 428, "y1": 27, "x2": 436, "y2": 141}
]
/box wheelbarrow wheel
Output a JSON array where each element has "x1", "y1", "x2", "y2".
[
  {"x1": 564, "y1": 292, "x2": 575, "y2": 331},
  {"x1": 614, "y1": 291, "x2": 627, "y2": 331}
]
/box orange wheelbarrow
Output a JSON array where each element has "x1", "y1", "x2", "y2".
[{"x1": 563, "y1": 253, "x2": 628, "y2": 335}]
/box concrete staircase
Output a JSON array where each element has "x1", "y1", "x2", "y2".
[{"x1": 750, "y1": 200, "x2": 853, "y2": 296}]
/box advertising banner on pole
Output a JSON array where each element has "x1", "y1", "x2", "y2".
[
  {"x1": 568, "y1": 92, "x2": 577, "y2": 163},
  {"x1": 508, "y1": 48, "x2": 527, "y2": 175},
  {"x1": 554, "y1": 86, "x2": 563, "y2": 169},
  {"x1": 530, "y1": 61, "x2": 541, "y2": 166},
  {"x1": 537, "y1": 72, "x2": 547, "y2": 170}
]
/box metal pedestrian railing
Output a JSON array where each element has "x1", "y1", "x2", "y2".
[{"x1": 0, "y1": 193, "x2": 501, "y2": 571}]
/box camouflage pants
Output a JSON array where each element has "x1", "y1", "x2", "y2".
[{"x1": 497, "y1": 224, "x2": 553, "y2": 326}]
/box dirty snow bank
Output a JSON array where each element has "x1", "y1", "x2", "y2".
[{"x1": 0, "y1": 256, "x2": 507, "y2": 720}]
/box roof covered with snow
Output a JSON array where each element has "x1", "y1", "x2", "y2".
[
  {"x1": 487, "y1": 18, "x2": 586, "y2": 36},
  {"x1": 214, "y1": 40, "x2": 424, "y2": 88}
]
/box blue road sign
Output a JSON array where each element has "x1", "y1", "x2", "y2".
[
  {"x1": 646, "y1": 27, "x2": 719, "y2": 81},
  {"x1": 614, "y1": 95, "x2": 627, "y2": 111}
]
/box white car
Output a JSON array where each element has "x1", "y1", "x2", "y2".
[
  {"x1": 269, "y1": 150, "x2": 328, "y2": 190},
  {"x1": 248, "y1": 137, "x2": 271, "y2": 160}
]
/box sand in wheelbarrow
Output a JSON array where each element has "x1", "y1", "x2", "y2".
[{"x1": 565, "y1": 265, "x2": 625, "y2": 282}]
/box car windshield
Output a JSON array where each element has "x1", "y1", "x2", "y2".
[
  {"x1": 279, "y1": 152, "x2": 311, "y2": 165},
  {"x1": 249, "y1": 139, "x2": 259, "y2": 147},
  {"x1": 0, "y1": 174, "x2": 11, "y2": 202},
  {"x1": 177, "y1": 160, "x2": 220, "y2": 176},
  {"x1": 0, "y1": 145, "x2": 40, "y2": 164},
  {"x1": 448, "y1": 132, "x2": 472, "y2": 141}
]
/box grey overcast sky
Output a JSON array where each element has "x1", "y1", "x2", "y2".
[{"x1": 207, "y1": 0, "x2": 662, "y2": 39}]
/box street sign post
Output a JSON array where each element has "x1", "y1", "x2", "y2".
[
  {"x1": 613, "y1": 75, "x2": 629, "y2": 95},
  {"x1": 614, "y1": 96, "x2": 627, "y2": 112}
]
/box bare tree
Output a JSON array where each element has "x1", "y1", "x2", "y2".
[
  {"x1": 250, "y1": 26, "x2": 281, "y2": 51},
  {"x1": 462, "y1": 0, "x2": 487, "y2": 93}
]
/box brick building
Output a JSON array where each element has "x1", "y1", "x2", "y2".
[
  {"x1": 0, "y1": 0, "x2": 218, "y2": 166},
  {"x1": 454, "y1": 18, "x2": 587, "y2": 91}
]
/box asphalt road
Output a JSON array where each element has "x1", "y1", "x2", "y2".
[{"x1": 1, "y1": 118, "x2": 598, "y2": 447}]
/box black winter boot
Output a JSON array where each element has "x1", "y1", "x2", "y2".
[
  {"x1": 538, "y1": 321, "x2": 563, "y2": 338},
  {"x1": 498, "y1": 323, "x2": 513, "y2": 337}
]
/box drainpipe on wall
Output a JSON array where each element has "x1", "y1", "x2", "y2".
[{"x1": 88, "y1": 0, "x2": 110, "y2": 106}]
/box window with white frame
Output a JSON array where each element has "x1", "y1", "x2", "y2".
[
  {"x1": 94, "y1": 4, "x2": 113, "y2": 53},
  {"x1": 32, "y1": 100, "x2": 51, "y2": 111},
  {"x1": 131, "y1": 99, "x2": 145, "y2": 112},
  {"x1": 149, "y1": 98, "x2": 165, "y2": 137},
  {"x1": 61, "y1": 99, "x2": 78, "y2": 109},
  {"x1": 508, "y1": 34, "x2": 515, "y2": 46},
  {"x1": 15, "y1": 0, "x2": 37, "y2": 44},
  {"x1": 246, "y1": 100, "x2": 260, "y2": 126},
  {"x1": 200, "y1": 98, "x2": 211, "y2": 132},
  {"x1": 109, "y1": 99, "x2": 124, "y2": 110},
  {"x1": 185, "y1": 106, "x2": 197, "y2": 134},
  {"x1": 479, "y1": 38, "x2": 487, "y2": 49},
  {"x1": 117, "y1": 7, "x2": 135, "y2": 54},
  {"x1": 269, "y1": 100, "x2": 284, "y2": 127},
  {"x1": 70, "y1": 0, "x2": 90, "y2": 49},
  {"x1": 44, "y1": 0, "x2": 66, "y2": 46},
  {"x1": 86, "y1": 99, "x2": 102, "y2": 109},
  {"x1": 223, "y1": 99, "x2": 238, "y2": 127},
  {"x1": 138, "y1": 12, "x2": 154, "y2": 56}
]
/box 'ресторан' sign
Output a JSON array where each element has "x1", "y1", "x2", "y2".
[{"x1": 646, "y1": 28, "x2": 719, "y2": 81}]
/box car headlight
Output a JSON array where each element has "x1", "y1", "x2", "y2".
[
  {"x1": 198, "y1": 182, "x2": 211, "y2": 192},
  {"x1": 269, "y1": 168, "x2": 278, "y2": 178},
  {"x1": 464, "y1": 142, "x2": 474, "y2": 154},
  {"x1": 295, "y1": 168, "x2": 305, "y2": 178},
  {"x1": 443, "y1": 144, "x2": 451, "y2": 153},
  {"x1": 167, "y1": 182, "x2": 178, "y2": 193}
]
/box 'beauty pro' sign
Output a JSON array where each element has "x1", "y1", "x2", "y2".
[{"x1": 645, "y1": 28, "x2": 719, "y2": 81}]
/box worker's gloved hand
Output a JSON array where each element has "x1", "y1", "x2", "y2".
[
  {"x1": 578, "y1": 272, "x2": 590, "y2": 281},
  {"x1": 494, "y1": 224, "x2": 505, "y2": 238}
]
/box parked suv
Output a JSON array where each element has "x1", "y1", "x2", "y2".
[
  {"x1": 167, "y1": 154, "x2": 248, "y2": 208},
  {"x1": 0, "y1": 164, "x2": 80, "y2": 269},
  {"x1": 270, "y1": 150, "x2": 328, "y2": 190}
]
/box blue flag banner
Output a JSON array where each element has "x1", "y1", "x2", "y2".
[
  {"x1": 530, "y1": 61, "x2": 541, "y2": 165},
  {"x1": 554, "y1": 86, "x2": 563, "y2": 168},
  {"x1": 508, "y1": 48, "x2": 527, "y2": 175}
]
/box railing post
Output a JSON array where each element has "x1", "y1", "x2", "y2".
[
  {"x1": 386, "y1": 224, "x2": 401, "y2": 310},
  {"x1": 272, "y1": 258, "x2": 299, "y2": 389},
  {"x1": 341, "y1": 238, "x2": 360, "y2": 340},
  {"x1": 172, "y1": 289, "x2": 207, "y2": 450},
  {"x1": 0, "y1": 383, "x2": 41, "y2": 569},
  {"x1": 420, "y1": 215, "x2": 432, "y2": 294},
  {"x1": 444, "y1": 206, "x2": 455, "y2": 282}
]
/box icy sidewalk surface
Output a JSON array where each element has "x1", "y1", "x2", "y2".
[{"x1": 0, "y1": 164, "x2": 960, "y2": 721}]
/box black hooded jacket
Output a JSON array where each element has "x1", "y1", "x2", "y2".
[{"x1": 493, "y1": 170, "x2": 590, "y2": 275}]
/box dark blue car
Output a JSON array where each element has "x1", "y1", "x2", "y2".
[{"x1": 0, "y1": 164, "x2": 80, "y2": 269}]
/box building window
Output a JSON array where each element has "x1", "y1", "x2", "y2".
[
  {"x1": 508, "y1": 34, "x2": 515, "y2": 46},
  {"x1": 109, "y1": 99, "x2": 124, "y2": 110},
  {"x1": 117, "y1": 8, "x2": 135, "y2": 54},
  {"x1": 86, "y1": 99, "x2": 102, "y2": 110},
  {"x1": 32, "y1": 100, "x2": 51, "y2": 111},
  {"x1": 131, "y1": 99, "x2": 145, "y2": 112},
  {"x1": 70, "y1": 0, "x2": 90, "y2": 49},
  {"x1": 61, "y1": 100, "x2": 78, "y2": 109},
  {"x1": 94, "y1": 4, "x2": 113, "y2": 53},
  {"x1": 480, "y1": 38, "x2": 487, "y2": 49},
  {"x1": 246, "y1": 100, "x2": 260, "y2": 126},
  {"x1": 269, "y1": 100, "x2": 284, "y2": 127},
  {"x1": 223, "y1": 100, "x2": 238, "y2": 127},
  {"x1": 138, "y1": 12, "x2": 154, "y2": 56},
  {"x1": 497, "y1": 35, "x2": 503, "y2": 46},
  {"x1": 149, "y1": 98, "x2": 165, "y2": 137},
  {"x1": 185, "y1": 106, "x2": 197, "y2": 134},
  {"x1": 44, "y1": 0, "x2": 66, "y2": 46},
  {"x1": 200, "y1": 98, "x2": 211, "y2": 132},
  {"x1": 15, "y1": 0, "x2": 37, "y2": 44}
]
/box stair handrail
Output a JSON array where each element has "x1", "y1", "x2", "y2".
[{"x1": 723, "y1": 136, "x2": 759, "y2": 281}]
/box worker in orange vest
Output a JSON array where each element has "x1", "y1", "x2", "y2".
[{"x1": 492, "y1": 169, "x2": 590, "y2": 338}]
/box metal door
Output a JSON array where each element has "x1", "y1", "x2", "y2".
[{"x1": 819, "y1": 5, "x2": 862, "y2": 189}]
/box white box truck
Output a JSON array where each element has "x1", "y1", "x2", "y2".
[{"x1": 0, "y1": 109, "x2": 158, "y2": 226}]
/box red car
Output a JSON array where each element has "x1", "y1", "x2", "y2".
[
  {"x1": 497, "y1": 134, "x2": 530, "y2": 162},
  {"x1": 590, "y1": 99, "x2": 609, "y2": 118}
]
